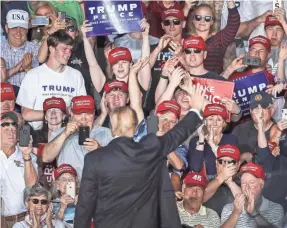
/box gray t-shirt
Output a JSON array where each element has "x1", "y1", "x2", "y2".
[{"x1": 49, "y1": 125, "x2": 113, "y2": 179}]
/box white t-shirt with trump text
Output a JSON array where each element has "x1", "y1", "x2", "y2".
[{"x1": 16, "y1": 64, "x2": 86, "y2": 129}]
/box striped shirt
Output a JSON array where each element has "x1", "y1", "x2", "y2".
[
  {"x1": 177, "y1": 201, "x2": 220, "y2": 228},
  {"x1": 221, "y1": 196, "x2": 284, "y2": 228},
  {"x1": 204, "y1": 7, "x2": 240, "y2": 74},
  {"x1": 0, "y1": 40, "x2": 39, "y2": 87}
]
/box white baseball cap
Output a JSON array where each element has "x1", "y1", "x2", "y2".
[{"x1": 6, "y1": 9, "x2": 29, "y2": 29}]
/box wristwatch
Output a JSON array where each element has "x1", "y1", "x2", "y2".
[
  {"x1": 196, "y1": 141, "x2": 205, "y2": 146},
  {"x1": 160, "y1": 74, "x2": 169, "y2": 80},
  {"x1": 23, "y1": 156, "x2": 32, "y2": 162}
]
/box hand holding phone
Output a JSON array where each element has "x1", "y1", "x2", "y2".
[
  {"x1": 19, "y1": 125, "x2": 31, "y2": 147},
  {"x1": 66, "y1": 182, "x2": 76, "y2": 199},
  {"x1": 147, "y1": 115, "x2": 159, "y2": 134},
  {"x1": 79, "y1": 126, "x2": 90, "y2": 145}
]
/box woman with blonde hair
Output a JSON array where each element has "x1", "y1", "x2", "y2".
[{"x1": 186, "y1": 1, "x2": 240, "y2": 74}]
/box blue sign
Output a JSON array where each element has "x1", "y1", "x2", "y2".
[
  {"x1": 232, "y1": 72, "x2": 269, "y2": 116},
  {"x1": 84, "y1": 1, "x2": 143, "y2": 36}
]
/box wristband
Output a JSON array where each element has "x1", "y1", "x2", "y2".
[
  {"x1": 23, "y1": 156, "x2": 32, "y2": 162},
  {"x1": 160, "y1": 74, "x2": 169, "y2": 80},
  {"x1": 196, "y1": 141, "x2": 205, "y2": 146}
]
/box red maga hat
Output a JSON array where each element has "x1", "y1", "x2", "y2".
[
  {"x1": 43, "y1": 97, "x2": 66, "y2": 112},
  {"x1": 183, "y1": 172, "x2": 208, "y2": 189},
  {"x1": 156, "y1": 100, "x2": 181, "y2": 119},
  {"x1": 108, "y1": 47, "x2": 132, "y2": 65},
  {"x1": 71, "y1": 95, "x2": 95, "y2": 114},
  {"x1": 217, "y1": 144, "x2": 240, "y2": 161}
]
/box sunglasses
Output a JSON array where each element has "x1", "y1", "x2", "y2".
[
  {"x1": 194, "y1": 15, "x2": 213, "y2": 22},
  {"x1": 30, "y1": 199, "x2": 49, "y2": 205},
  {"x1": 66, "y1": 25, "x2": 76, "y2": 32},
  {"x1": 217, "y1": 159, "x2": 236, "y2": 165},
  {"x1": 1, "y1": 122, "x2": 18, "y2": 128},
  {"x1": 163, "y1": 19, "x2": 181, "y2": 26},
  {"x1": 184, "y1": 49, "x2": 202, "y2": 54}
]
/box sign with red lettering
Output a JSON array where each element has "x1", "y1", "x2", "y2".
[{"x1": 192, "y1": 78, "x2": 235, "y2": 121}]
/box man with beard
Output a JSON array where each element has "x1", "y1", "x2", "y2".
[
  {"x1": 16, "y1": 30, "x2": 86, "y2": 130},
  {"x1": 221, "y1": 163, "x2": 284, "y2": 228},
  {"x1": 177, "y1": 172, "x2": 220, "y2": 228}
]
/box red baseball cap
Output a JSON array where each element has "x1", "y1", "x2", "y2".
[
  {"x1": 203, "y1": 104, "x2": 228, "y2": 120},
  {"x1": 183, "y1": 172, "x2": 208, "y2": 189},
  {"x1": 52, "y1": 164, "x2": 77, "y2": 180},
  {"x1": 108, "y1": 47, "x2": 132, "y2": 65},
  {"x1": 264, "y1": 15, "x2": 282, "y2": 29},
  {"x1": 217, "y1": 144, "x2": 240, "y2": 161},
  {"x1": 156, "y1": 100, "x2": 181, "y2": 119},
  {"x1": 103, "y1": 80, "x2": 129, "y2": 94},
  {"x1": 240, "y1": 163, "x2": 266, "y2": 180},
  {"x1": 43, "y1": 97, "x2": 66, "y2": 112},
  {"x1": 249, "y1": 35, "x2": 271, "y2": 52},
  {"x1": 1, "y1": 83, "x2": 15, "y2": 102},
  {"x1": 71, "y1": 95, "x2": 95, "y2": 114},
  {"x1": 183, "y1": 36, "x2": 207, "y2": 51},
  {"x1": 161, "y1": 8, "x2": 185, "y2": 20}
]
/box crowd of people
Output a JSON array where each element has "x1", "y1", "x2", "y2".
[{"x1": 0, "y1": 0, "x2": 287, "y2": 227}]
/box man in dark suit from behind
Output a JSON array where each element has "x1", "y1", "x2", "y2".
[{"x1": 74, "y1": 84, "x2": 207, "y2": 228}]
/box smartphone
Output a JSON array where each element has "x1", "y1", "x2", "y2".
[
  {"x1": 282, "y1": 109, "x2": 287, "y2": 120},
  {"x1": 147, "y1": 115, "x2": 159, "y2": 134},
  {"x1": 66, "y1": 182, "x2": 76, "y2": 199},
  {"x1": 273, "y1": 0, "x2": 282, "y2": 11},
  {"x1": 19, "y1": 125, "x2": 30, "y2": 147},
  {"x1": 274, "y1": 89, "x2": 286, "y2": 98},
  {"x1": 58, "y1": 11, "x2": 66, "y2": 24},
  {"x1": 31, "y1": 16, "x2": 49, "y2": 26},
  {"x1": 242, "y1": 55, "x2": 261, "y2": 67},
  {"x1": 79, "y1": 126, "x2": 90, "y2": 145}
]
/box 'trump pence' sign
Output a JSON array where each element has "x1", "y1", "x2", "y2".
[
  {"x1": 84, "y1": 0, "x2": 143, "y2": 36},
  {"x1": 232, "y1": 72, "x2": 268, "y2": 116}
]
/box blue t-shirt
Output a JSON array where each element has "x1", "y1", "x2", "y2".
[{"x1": 53, "y1": 199, "x2": 76, "y2": 224}]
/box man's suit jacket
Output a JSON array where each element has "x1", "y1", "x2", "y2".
[{"x1": 74, "y1": 111, "x2": 202, "y2": 228}]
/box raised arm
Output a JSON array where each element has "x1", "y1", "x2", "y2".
[
  {"x1": 160, "y1": 83, "x2": 206, "y2": 155},
  {"x1": 138, "y1": 19, "x2": 151, "y2": 91},
  {"x1": 155, "y1": 57, "x2": 179, "y2": 104},
  {"x1": 277, "y1": 42, "x2": 287, "y2": 81},
  {"x1": 38, "y1": 15, "x2": 65, "y2": 63},
  {"x1": 42, "y1": 121, "x2": 78, "y2": 162},
  {"x1": 81, "y1": 20, "x2": 106, "y2": 92},
  {"x1": 129, "y1": 57, "x2": 150, "y2": 123},
  {"x1": 74, "y1": 153, "x2": 99, "y2": 228},
  {"x1": 150, "y1": 35, "x2": 173, "y2": 68}
]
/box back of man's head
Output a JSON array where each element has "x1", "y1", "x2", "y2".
[
  {"x1": 110, "y1": 106, "x2": 138, "y2": 138},
  {"x1": 47, "y1": 30, "x2": 74, "y2": 49}
]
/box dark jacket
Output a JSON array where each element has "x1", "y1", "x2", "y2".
[{"x1": 74, "y1": 111, "x2": 202, "y2": 228}]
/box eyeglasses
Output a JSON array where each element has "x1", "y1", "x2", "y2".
[
  {"x1": 217, "y1": 159, "x2": 237, "y2": 165},
  {"x1": 1, "y1": 122, "x2": 18, "y2": 128},
  {"x1": 194, "y1": 15, "x2": 213, "y2": 22},
  {"x1": 184, "y1": 48, "x2": 202, "y2": 54},
  {"x1": 66, "y1": 25, "x2": 76, "y2": 32},
  {"x1": 163, "y1": 19, "x2": 181, "y2": 26},
  {"x1": 30, "y1": 198, "x2": 49, "y2": 205},
  {"x1": 58, "y1": 178, "x2": 75, "y2": 182}
]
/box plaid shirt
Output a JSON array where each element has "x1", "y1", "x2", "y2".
[
  {"x1": 1, "y1": 40, "x2": 39, "y2": 87},
  {"x1": 133, "y1": 119, "x2": 188, "y2": 176}
]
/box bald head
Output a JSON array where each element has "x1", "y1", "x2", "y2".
[{"x1": 110, "y1": 106, "x2": 138, "y2": 137}]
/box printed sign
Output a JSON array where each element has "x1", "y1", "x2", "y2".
[
  {"x1": 192, "y1": 78, "x2": 235, "y2": 121},
  {"x1": 232, "y1": 71, "x2": 268, "y2": 116},
  {"x1": 84, "y1": 0, "x2": 143, "y2": 36}
]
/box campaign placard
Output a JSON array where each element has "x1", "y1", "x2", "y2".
[
  {"x1": 84, "y1": 1, "x2": 143, "y2": 36},
  {"x1": 192, "y1": 78, "x2": 235, "y2": 121},
  {"x1": 232, "y1": 72, "x2": 268, "y2": 116}
]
